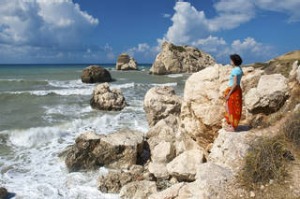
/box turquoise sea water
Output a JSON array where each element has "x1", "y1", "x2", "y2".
[{"x1": 0, "y1": 64, "x2": 189, "y2": 198}]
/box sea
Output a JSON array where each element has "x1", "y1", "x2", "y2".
[{"x1": 0, "y1": 64, "x2": 189, "y2": 199}]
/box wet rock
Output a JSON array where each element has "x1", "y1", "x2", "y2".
[
  {"x1": 81, "y1": 65, "x2": 112, "y2": 83},
  {"x1": 65, "y1": 130, "x2": 144, "y2": 171},
  {"x1": 90, "y1": 83, "x2": 126, "y2": 111}
]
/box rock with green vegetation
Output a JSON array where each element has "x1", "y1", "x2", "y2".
[
  {"x1": 251, "y1": 50, "x2": 300, "y2": 77},
  {"x1": 150, "y1": 41, "x2": 216, "y2": 75},
  {"x1": 81, "y1": 65, "x2": 112, "y2": 83},
  {"x1": 116, "y1": 53, "x2": 138, "y2": 70}
]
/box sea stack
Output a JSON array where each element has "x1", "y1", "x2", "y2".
[
  {"x1": 150, "y1": 41, "x2": 216, "y2": 75},
  {"x1": 116, "y1": 53, "x2": 138, "y2": 70}
]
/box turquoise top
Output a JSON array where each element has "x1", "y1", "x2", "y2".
[{"x1": 229, "y1": 66, "x2": 243, "y2": 86}]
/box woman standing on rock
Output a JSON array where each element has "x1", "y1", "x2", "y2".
[{"x1": 224, "y1": 54, "x2": 243, "y2": 132}]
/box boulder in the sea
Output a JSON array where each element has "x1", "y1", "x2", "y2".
[
  {"x1": 64, "y1": 130, "x2": 144, "y2": 171},
  {"x1": 81, "y1": 65, "x2": 112, "y2": 83},
  {"x1": 245, "y1": 74, "x2": 289, "y2": 114},
  {"x1": 90, "y1": 83, "x2": 126, "y2": 111},
  {"x1": 0, "y1": 187, "x2": 8, "y2": 199},
  {"x1": 150, "y1": 41, "x2": 215, "y2": 75},
  {"x1": 144, "y1": 86, "x2": 182, "y2": 127},
  {"x1": 119, "y1": 180, "x2": 157, "y2": 199},
  {"x1": 116, "y1": 53, "x2": 138, "y2": 70}
]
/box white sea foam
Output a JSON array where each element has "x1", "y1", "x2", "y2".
[
  {"x1": 7, "y1": 88, "x2": 93, "y2": 96},
  {"x1": 3, "y1": 111, "x2": 147, "y2": 198},
  {"x1": 0, "y1": 78, "x2": 24, "y2": 82},
  {"x1": 151, "y1": 82, "x2": 177, "y2": 87},
  {"x1": 111, "y1": 82, "x2": 135, "y2": 89},
  {"x1": 167, "y1": 74, "x2": 184, "y2": 78},
  {"x1": 48, "y1": 79, "x2": 90, "y2": 89},
  {"x1": 44, "y1": 105, "x2": 93, "y2": 116}
]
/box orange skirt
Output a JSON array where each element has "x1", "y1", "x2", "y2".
[{"x1": 224, "y1": 86, "x2": 242, "y2": 129}]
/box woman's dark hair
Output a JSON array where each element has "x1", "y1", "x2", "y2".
[{"x1": 230, "y1": 54, "x2": 243, "y2": 66}]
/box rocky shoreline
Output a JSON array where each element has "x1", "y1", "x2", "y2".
[{"x1": 63, "y1": 47, "x2": 300, "y2": 198}]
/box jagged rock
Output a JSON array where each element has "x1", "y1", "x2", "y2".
[
  {"x1": 174, "y1": 131, "x2": 205, "y2": 156},
  {"x1": 116, "y1": 53, "x2": 138, "y2": 70},
  {"x1": 289, "y1": 60, "x2": 300, "y2": 84},
  {"x1": 81, "y1": 65, "x2": 112, "y2": 83},
  {"x1": 144, "y1": 86, "x2": 182, "y2": 127},
  {"x1": 150, "y1": 41, "x2": 216, "y2": 75},
  {"x1": 177, "y1": 163, "x2": 233, "y2": 199},
  {"x1": 119, "y1": 180, "x2": 157, "y2": 199},
  {"x1": 245, "y1": 74, "x2": 289, "y2": 114},
  {"x1": 98, "y1": 165, "x2": 144, "y2": 193},
  {"x1": 148, "y1": 162, "x2": 169, "y2": 179},
  {"x1": 146, "y1": 116, "x2": 179, "y2": 179},
  {"x1": 90, "y1": 83, "x2": 126, "y2": 111},
  {"x1": 179, "y1": 64, "x2": 231, "y2": 148},
  {"x1": 0, "y1": 187, "x2": 8, "y2": 199},
  {"x1": 208, "y1": 129, "x2": 251, "y2": 172},
  {"x1": 149, "y1": 182, "x2": 186, "y2": 199},
  {"x1": 241, "y1": 67, "x2": 264, "y2": 94},
  {"x1": 166, "y1": 149, "x2": 206, "y2": 181},
  {"x1": 64, "y1": 130, "x2": 144, "y2": 171},
  {"x1": 149, "y1": 163, "x2": 233, "y2": 199}
]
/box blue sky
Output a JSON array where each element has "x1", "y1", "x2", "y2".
[{"x1": 0, "y1": 0, "x2": 299, "y2": 64}]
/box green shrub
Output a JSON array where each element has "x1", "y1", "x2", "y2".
[
  {"x1": 283, "y1": 111, "x2": 300, "y2": 147},
  {"x1": 240, "y1": 136, "x2": 288, "y2": 187}
]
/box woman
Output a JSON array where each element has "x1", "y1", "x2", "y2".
[{"x1": 224, "y1": 54, "x2": 243, "y2": 132}]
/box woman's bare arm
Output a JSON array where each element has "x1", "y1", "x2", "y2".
[{"x1": 226, "y1": 75, "x2": 237, "y2": 100}]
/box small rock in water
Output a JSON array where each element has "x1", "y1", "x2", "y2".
[{"x1": 250, "y1": 191, "x2": 255, "y2": 198}]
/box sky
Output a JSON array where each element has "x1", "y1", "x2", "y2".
[{"x1": 0, "y1": 0, "x2": 300, "y2": 64}]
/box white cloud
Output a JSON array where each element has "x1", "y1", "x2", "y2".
[
  {"x1": 165, "y1": 2, "x2": 209, "y2": 44},
  {"x1": 0, "y1": 0, "x2": 99, "y2": 62},
  {"x1": 255, "y1": 0, "x2": 300, "y2": 22},
  {"x1": 163, "y1": 13, "x2": 171, "y2": 18},
  {"x1": 192, "y1": 36, "x2": 227, "y2": 53},
  {"x1": 191, "y1": 36, "x2": 274, "y2": 63},
  {"x1": 165, "y1": 1, "x2": 255, "y2": 44},
  {"x1": 165, "y1": 0, "x2": 300, "y2": 45},
  {"x1": 126, "y1": 43, "x2": 160, "y2": 62}
]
